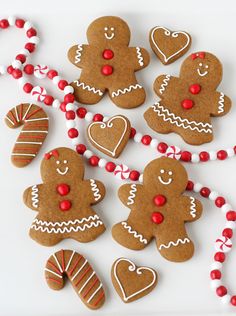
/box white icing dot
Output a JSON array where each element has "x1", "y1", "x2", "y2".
[
  {"x1": 211, "y1": 261, "x2": 222, "y2": 270},
  {"x1": 193, "y1": 182, "x2": 203, "y2": 193},
  {"x1": 150, "y1": 139, "x2": 158, "y2": 148},
  {"x1": 209, "y1": 151, "x2": 217, "y2": 161},
  {"x1": 199, "y1": 63, "x2": 203, "y2": 66},
  {"x1": 52, "y1": 75, "x2": 61, "y2": 85},
  {"x1": 65, "y1": 103, "x2": 76, "y2": 111},
  {"x1": 104, "y1": 27, "x2": 108, "y2": 31},
  {"x1": 12, "y1": 60, "x2": 22, "y2": 69},
  {"x1": 221, "y1": 294, "x2": 231, "y2": 305},
  {"x1": 84, "y1": 150, "x2": 93, "y2": 159},
  {"x1": 56, "y1": 160, "x2": 60, "y2": 165},
  {"x1": 139, "y1": 174, "x2": 143, "y2": 183},
  {"x1": 66, "y1": 120, "x2": 76, "y2": 128},
  {"x1": 209, "y1": 191, "x2": 219, "y2": 201},
  {"x1": 111, "y1": 27, "x2": 114, "y2": 31},
  {"x1": 191, "y1": 153, "x2": 200, "y2": 163},
  {"x1": 52, "y1": 99, "x2": 60, "y2": 109},
  {"x1": 71, "y1": 137, "x2": 80, "y2": 146},
  {"x1": 205, "y1": 65, "x2": 209, "y2": 69},
  {"x1": 221, "y1": 203, "x2": 232, "y2": 214},
  {"x1": 168, "y1": 171, "x2": 173, "y2": 175},
  {"x1": 64, "y1": 85, "x2": 74, "y2": 94},
  {"x1": 85, "y1": 112, "x2": 93, "y2": 122},
  {"x1": 63, "y1": 160, "x2": 67, "y2": 164},
  {"x1": 8, "y1": 16, "x2": 16, "y2": 26},
  {"x1": 160, "y1": 169, "x2": 165, "y2": 174},
  {"x1": 225, "y1": 221, "x2": 236, "y2": 230},
  {"x1": 133, "y1": 133, "x2": 142, "y2": 143},
  {"x1": 226, "y1": 148, "x2": 235, "y2": 157},
  {"x1": 98, "y1": 158, "x2": 107, "y2": 168},
  {"x1": 210, "y1": 279, "x2": 221, "y2": 289},
  {"x1": 29, "y1": 36, "x2": 39, "y2": 44}
]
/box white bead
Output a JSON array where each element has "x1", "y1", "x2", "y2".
[
  {"x1": 139, "y1": 174, "x2": 143, "y2": 183},
  {"x1": 98, "y1": 159, "x2": 107, "y2": 168},
  {"x1": 71, "y1": 137, "x2": 80, "y2": 146},
  {"x1": 209, "y1": 151, "x2": 217, "y2": 161},
  {"x1": 191, "y1": 153, "x2": 200, "y2": 163},
  {"x1": 84, "y1": 150, "x2": 93, "y2": 159},
  {"x1": 65, "y1": 103, "x2": 76, "y2": 111},
  {"x1": 225, "y1": 221, "x2": 236, "y2": 230},
  {"x1": 103, "y1": 116, "x2": 109, "y2": 122},
  {"x1": 210, "y1": 279, "x2": 221, "y2": 289},
  {"x1": 52, "y1": 76, "x2": 61, "y2": 85},
  {"x1": 221, "y1": 294, "x2": 231, "y2": 305},
  {"x1": 226, "y1": 148, "x2": 235, "y2": 157},
  {"x1": 0, "y1": 65, "x2": 7, "y2": 75},
  {"x1": 209, "y1": 191, "x2": 219, "y2": 201},
  {"x1": 211, "y1": 262, "x2": 222, "y2": 270},
  {"x1": 17, "y1": 77, "x2": 27, "y2": 87},
  {"x1": 24, "y1": 21, "x2": 32, "y2": 31},
  {"x1": 193, "y1": 182, "x2": 202, "y2": 193},
  {"x1": 85, "y1": 112, "x2": 93, "y2": 122},
  {"x1": 8, "y1": 16, "x2": 16, "y2": 26},
  {"x1": 134, "y1": 133, "x2": 142, "y2": 143},
  {"x1": 12, "y1": 60, "x2": 22, "y2": 69},
  {"x1": 52, "y1": 99, "x2": 60, "y2": 109},
  {"x1": 64, "y1": 85, "x2": 74, "y2": 94},
  {"x1": 29, "y1": 36, "x2": 39, "y2": 45},
  {"x1": 150, "y1": 139, "x2": 158, "y2": 148},
  {"x1": 221, "y1": 203, "x2": 232, "y2": 214},
  {"x1": 19, "y1": 48, "x2": 30, "y2": 56},
  {"x1": 66, "y1": 120, "x2": 76, "y2": 128}
]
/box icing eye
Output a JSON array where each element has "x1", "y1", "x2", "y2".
[
  {"x1": 205, "y1": 65, "x2": 209, "y2": 69},
  {"x1": 160, "y1": 169, "x2": 165, "y2": 174},
  {"x1": 168, "y1": 171, "x2": 173, "y2": 175},
  {"x1": 56, "y1": 160, "x2": 60, "y2": 165},
  {"x1": 199, "y1": 63, "x2": 203, "y2": 67},
  {"x1": 104, "y1": 27, "x2": 108, "y2": 31},
  {"x1": 111, "y1": 27, "x2": 114, "y2": 31},
  {"x1": 63, "y1": 160, "x2": 67, "y2": 164}
]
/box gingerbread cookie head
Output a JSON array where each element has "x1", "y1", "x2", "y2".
[
  {"x1": 180, "y1": 52, "x2": 223, "y2": 89},
  {"x1": 87, "y1": 16, "x2": 130, "y2": 46},
  {"x1": 40, "y1": 147, "x2": 84, "y2": 182}
]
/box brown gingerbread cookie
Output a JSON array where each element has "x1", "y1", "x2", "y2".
[
  {"x1": 45, "y1": 249, "x2": 105, "y2": 309},
  {"x1": 87, "y1": 115, "x2": 131, "y2": 158},
  {"x1": 111, "y1": 258, "x2": 158, "y2": 303},
  {"x1": 5, "y1": 103, "x2": 49, "y2": 167},
  {"x1": 149, "y1": 26, "x2": 191, "y2": 65},
  {"x1": 112, "y1": 157, "x2": 202, "y2": 262},
  {"x1": 144, "y1": 52, "x2": 232, "y2": 145},
  {"x1": 23, "y1": 147, "x2": 106, "y2": 246},
  {"x1": 68, "y1": 16, "x2": 150, "y2": 108}
]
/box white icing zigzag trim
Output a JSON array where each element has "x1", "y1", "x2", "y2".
[
  {"x1": 74, "y1": 44, "x2": 83, "y2": 64},
  {"x1": 32, "y1": 214, "x2": 101, "y2": 227},
  {"x1": 136, "y1": 47, "x2": 144, "y2": 66},
  {"x1": 121, "y1": 221, "x2": 148, "y2": 244},
  {"x1": 218, "y1": 92, "x2": 225, "y2": 114},
  {"x1": 190, "y1": 197, "x2": 197, "y2": 218},
  {"x1": 127, "y1": 184, "x2": 137, "y2": 205},
  {"x1": 111, "y1": 84, "x2": 142, "y2": 98},
  {"x1": 90, "y1": 179, "x2": 101, "y2": 201},
  {"x1": 159, "y1": 75, "x2": 171, "y2": 94},
  {"x1": 152, "y1": 103, "x2": 213, "y2": 134},
  {"x1": 159, "y1": 237, "x2": 190, "y2": 250},
  {"x1": 31, "y1": 185, "x2": 39, "y2": 208},
  {"x1": 73, "y1": 80, "x2": 103, "y2": 96}
]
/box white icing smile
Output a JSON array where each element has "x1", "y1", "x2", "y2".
[
  {"x1": 104, "y1": 26, "x2": 115, "y2": 40},
  {"x1": 56, "y1": 160, "x2": 69, "y2": 175},
  {"x1": 197, "y1": 62, "x2": 209, "y2": 77},
  {"x1": 158, "y1": 169, "x2": 173, "y2": 185}
]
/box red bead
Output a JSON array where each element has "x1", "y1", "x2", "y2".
[
  {"x1": 93, "y1": 114, "x2": 103, "y2": 122},
  {"x1": 130, "y1": 128, "x2": 136, "y2": 138},
  {"x1": 214, "y1": 252, "x2": 225, "y2": 263},
  {"x1": 181, "y1": 151, "x2": 192, "y2": 162},
  {"x1": 58, "y1": 80, "x2": 68, "y2": 90},
  {"x1": 210, "y1": 269, "x2": 222, "y2": 280},
  {"x1": 12, "y1": 69, "x2": 22, "y2": 79},
  {"x1": 89, "y1": 156, "x2": 100, "y2": 166},
  {"x1": 199, "y1": 151, "x2": 210, "y2": 162},
  {"x1": 215, "y1": 196, "x2": 225, "y2": 208},
  {"x1": 157, "y1": 142, "x2": 168, "y2": 153},
  {"x1": 223, "y1": 228, "x2": 233, "y2": 239},
  {"x1": 181, "y1": 99, "x2": 194, "y2": 109},
  {"x1": 200, "y1": 187, "x2": 211, "y2": 198},
  {"x1": 76, "y1": 144, "x2": 86, "y2": 155},
  {"x1": 59, "y1": 200, "x2": 72, "y2": 211},
  {"x1": 64, "y1": 93, "x2": 75, "y2": 104},
  {"x1": 25, "y1": 43, "x2": 35, "y2": 53},
  {"x1": 101, "y1": 65, "x2": 113, "y2": 75},
  {"x1": 24, "y1": 64, "x2": 34, "y2": 74},
  {"x1": 15, "y1": 19, "x2": 25, "y2": 28},
  {"x1": 216, "y1": 286, "x2": 227, "y2": 297},
  {"x1": 102, "y1": 49, "x2": 114, "y2": 60},
  {"x1": 0, "y1": 19, "x2": 9, "y2": 28},
  {"x1": 141, "y1": 135, "x2": 152, "y2": 145},
  {"x1": 129, "y1": 170, "x2": 140, "y2": 181},
  {"x1": 68, "y1": 128, "x2": 79, "y2": 138},
  {"x1": 186, "y1": 180, "x2": 194, "y2": 191},
  {"x1": 44, "y1": 95, "x2": 54, "y2": 106},
  {"x1": 189, "y1": 84, "x2": 201, "y2": 94},
  {"x1": 105, "y1": 162, "x2": 116, "y2": 172},
  {"x1": 77, "y1": 107, "x2": 87, "y2": 118},
  {"x1": 217, "y1": 150, "x2": 227, "y2": 160},
  {"x1": 66, "y1": 111, "x2": 76, "y2": 120},
  {"x1": 7, "y1": 65, "x2": 13, "y2": 74},
  {"x1": 16, "y1": 54, "x2": 26, "y2": 64},
  {"x1": 231, "y1": 296, "x2": 236, "y2": 306},
  {"x1": 26, "y1": 28, "x2": 37, "y2": 38},
  {"x1": 60, "y1": 102, "x2": 67, "y2": 112},
  {"x1": 153, "y1": 194, "x2": 166, "y2": 207},
  {"x1": 47, "y1": 69, "x2": 58, "y2": 79},
  {"x1": 234, "y1": 146, "x2": 236, "y2": 154},
  {"x1": 151, "y1": 212, "x2": 164, "y2": 224},
  {"x1": 57, "y1": 183, "x2": 70, "y2": 196},
  {"x1": 226, "y1": 211, "x2": 236, "y2": 221},
  {"x1": 23, "y1": 83, "x2": 33, "y2": 93}
]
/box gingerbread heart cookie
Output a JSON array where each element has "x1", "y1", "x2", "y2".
[
  {"x1": 111, "y1": 258, "x2": 158, "y2": 303},
  {"x1": 87, "y1": 115, "x2": 131, "y2": 158},
  {"x1": 149, "y1": 26, "x2": 191, "y2": 65}
]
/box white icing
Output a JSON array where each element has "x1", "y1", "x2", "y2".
[
  {"x1": 197, "y1": 68, "x2": 208, "y2": 77},
  {"x1": 159, "y1": 237, "x2": 190, "y2": 250},
  {"x1": 151, "y1": 103, "x2": 213, "y2": 133},
  {"x1": 121, "y1": 221, "x2": 148, "y2": 244},
  {"x1": 21, "y1": 130, "x2": 48, "y2": 133},
  {"x1": 74, "y1": 44, "x2": 83, "y2": 64},
  {"x1": 111, "y1": 84, "x2": 142, "y2": 98},
  {"x1": 31, "y1": 185, "x2": 39, "y2": 208},
  {"x1": 56, "y1": 166, "x2": 69, "y2": 175},
  {"x1": 22, "y1": 103, "x2": 33, "y2": 120},
  {"x1": 136, "y1": 47, "x2": 144, "y2": 66},
  {"x1": 104, "y1": 27, "x2": 115, "y2": 40},
  {"x1": 158, "y1": 175, "x2": 172, "y2": 185},
  {"x1": 15, "y1": 141, "x2": 43, "y2": 145},
  {"x1": 53, "y1": 253, "x2": 63, "y2": 273},
  {"x1": 5, "y1": 116, "x2": 15, "y2": 126},
  {"x1": 190, "y1": 197, "x2": 196, "y2": 218},
  {"x1": 150, "y1": 26, "x2": 191, "y2": 63},
  {"x1": 45, "y1": 268, "x2": 62, "y2": 279},
  {"x1": 12, "y1": 153, "x2": 36, "y2": 157},
  {"x1": 159, "y1": 75, "x2": 170, "y2": 94},
  {"x1": 218, "y1": 93, "x2": 225, "y2": 113},
  {"x1": 71, "y1": 259, "x2": 87, "y2": 281},
  {"x1": 78, "y1": 271, "x2": 95, "y2": 294},
  {"x1": 25, "y1": 117, "x2": 49, "y2": 123},
  {"x1": 32, "y1": 215, "x2": 101, "y2": 227},
  {"x1": 73, "y1": 80, "x2": 103, "y2": 96},
  {"x1": 87, "y1": 284, "x2": 103, "y2": 303},
  {"x1": 90, "y1": 179, "x2": 101, "y2": 201},
  {"x1": 15, "y1": 106, "x2": 19, "y2": 122},
  {"x1": 113, "y1": 258, "x2": 156, "y2": 302},
  {"x1": 65, "y1": 250, "x2": 75, "y2": 271},
  {"x1": 127, "y1": 184, "x2": 137, "y2": 205}
]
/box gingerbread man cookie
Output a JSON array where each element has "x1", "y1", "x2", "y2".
[
  {"x1": 23, "y1": 147, "x2": 106, "y2": 246},
  {"x1": 68, "y1": 16, "x2": 150, "y2": 108},
  {"x1": 144, "y1": 52, "x2": 232, "y2": 145},
  {"x1": 112, "y1": 157, "x2": 202, "y2": 262}
]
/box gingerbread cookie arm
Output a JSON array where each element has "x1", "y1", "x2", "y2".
[
  {"x1": 129, "y1": 47, "x2": 150, "y2": 71},
  {"x1": 118, "y1": 184, "x2": 144, "y2": 207},
  {"x1": 67, "y1": 44, "x2": 89, "y2": 68},
  {"x1": 23, "y1": 184, "x2": 43, "y2": 211},
  {"x1": 209, "y1": 91, "x2": 232, "y2": 117},
  {"x1": 153, "y1": 75, "x2": 181, "y2": 98},
  {"x1": 83, "y1": 180, "x2": 106, "y2": 204},
  {"x1": 180, "y1": 196, "x2": 203, "y2": 222}
]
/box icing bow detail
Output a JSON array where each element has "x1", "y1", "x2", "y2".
[
  {"x1": 191, "y1": 52, "x2": 205, "y2": 60},
  {"x1": 44, "y1": 150, "x2": 59, "y2": 160}
]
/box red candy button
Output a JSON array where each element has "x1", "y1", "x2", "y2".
[
  {"x1": 189, "y1": 84, "x2": 201, "y2": 95},
  {"x1": 181, "y1": 99, "x2": 194, "y2": 110},
  {"x1": 102, "y1": 49, "x2": 114, "y2": 60},
  {"x1": 153, "y1": 194, "x2": 166, "y2": 206},
  {"x1": 57, "y1": 183, "x2": 70, "y2": 196},
  {"x1": 59, "y1": 200, "x2": 72, "y2": 211},
  {"x1": 151, "y1": 212, "x2": 164, "y2": 224},
  {"x1": 101, "y1": 65, "x2": 113, "y2": 76}
]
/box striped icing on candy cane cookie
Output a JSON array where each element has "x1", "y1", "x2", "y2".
[
  {"x1": 45, "y1": 249, "x2": 105, "y2": 310},
  {"x1": 5, "y1": 103, "x2": 49, "y2": 167}
]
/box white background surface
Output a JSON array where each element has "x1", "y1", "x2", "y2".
[{"x1": 1, "y1": 0, "x2": 236, "y2": 315}]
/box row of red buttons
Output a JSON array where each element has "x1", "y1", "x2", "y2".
[{"x1": 57, "y1": 183, "x2": 71, "y2": 211}]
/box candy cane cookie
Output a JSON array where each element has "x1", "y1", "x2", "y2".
[
  {"x1": 5, "y1": 103, "x2": 49, "y2": 167},
  {"x1": 45, "y1": 249, "x2": 105, "y2": 309}
]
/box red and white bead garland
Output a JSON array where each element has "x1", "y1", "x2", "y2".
[{"x1": 0, "y1": 17, "x2": 39, "y2": 77}]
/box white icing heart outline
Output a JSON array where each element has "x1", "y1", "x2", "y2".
[
  {"x1": 113, "y1": 258, "x2": 157, "y2": 302},
  {"x1": 88, "y1": 116, "x2": 128, "y2": 157},
  {"x1": 151, "y1": 26, "x2": 190, "y2": 63}
]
